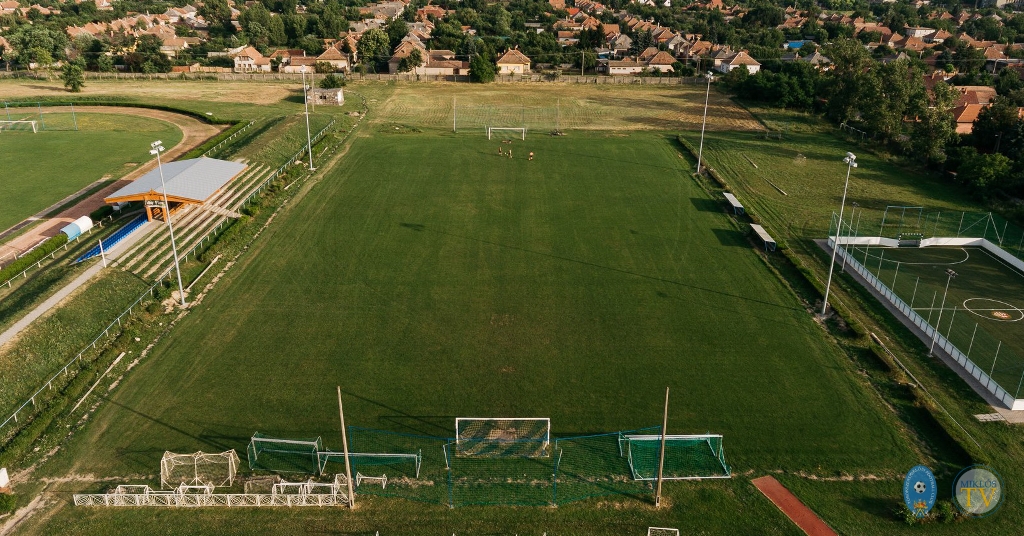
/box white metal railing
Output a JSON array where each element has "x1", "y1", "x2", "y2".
[
  {"x1": 74, "y1": 492, "x2": 346, "y2": 507},
  {"x1": 831, "y1": 238, "x2": 1020, "y2": 409}
]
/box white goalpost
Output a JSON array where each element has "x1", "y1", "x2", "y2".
[
  {"x1": 316, "y1": 451, "x2": 422, "y2": 478},
  {"x1": 487, "y1": 126, "x2": 526, "y2": 140},
  {"x1": 455, "y1": 417, "x2": 550, "y2": 457},
  {"x1": 159, "y1": 451, "x2": 240, "y2": 489},
  {"x1": 0, "y1": 120, "x2": 38, "y2": 133}
]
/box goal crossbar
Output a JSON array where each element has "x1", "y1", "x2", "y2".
[
  {"x1": 487, "y1": 127, "x2": 526, "y2": 140},
  {"x1": 316, "y1": 450, "x2": 422, "y2": 478}
]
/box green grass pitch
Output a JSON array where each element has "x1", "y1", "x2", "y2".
[
  {"x1": 39, "y1": 131, "x2": 917, "y2": 532},
  {"x1": 0, "y1": 113, "x2": 182, "y2": 234},
  {"x1": 850, "y1": 244, "x2": 1024, "y2": 394}
]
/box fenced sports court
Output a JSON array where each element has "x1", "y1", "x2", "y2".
[{"x1": 829, "y1": 207, "x2": 1024, "y2": 409}]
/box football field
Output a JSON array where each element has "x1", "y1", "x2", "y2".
[
  {"x1": 29, "y1": 129, "x2": 919, "y2": 532},
  {"x1": 0, "y1": 112, "x2": 182, "y2": 235}
]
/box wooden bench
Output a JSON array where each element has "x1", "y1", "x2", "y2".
[
  {"x1": 723, "y1": 193, "x2": 744, "y2": 215},
  {"x1": 751, "y1": 224, "x2": 776, "y2": 252}
]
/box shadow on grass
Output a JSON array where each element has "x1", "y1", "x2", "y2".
[
  {"x1": 343, "y1": 388, "x2": 454, "y2": 437},
  {"x1": 400, "y1": 222, "x2": 801, "y2": 313},
  {"x1": 711, "y1": 228, "x2": 746, "y2": 248},
  {"x1": 691, "y1": 197, "x2": 722, "y2": 212}
]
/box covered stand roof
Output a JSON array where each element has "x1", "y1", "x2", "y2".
[{"x1": 105, "y1": 157, "x2": 247, "y2": 205}]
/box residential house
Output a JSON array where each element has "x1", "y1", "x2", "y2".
[
  {"x1": 496, "y1": 48, "x2": 531, "y2": 74},
  {"x1": 316, "y1": 46, "x2": 349, "y2": 72},
  {"x1": 603, "y1": 58, "x2": 645, "y2": 75},
  {"x1": 233, "y1": 46, "x2": 271, "y2": 72},
  {"x1": 646, "y1": 50, "x2": 676, "y2": 73},
  {"x1": 716, "y1": 51, "x2": 760, "y2": 74}
]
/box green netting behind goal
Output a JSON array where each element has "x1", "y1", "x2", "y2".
[
  {"x1": 622, "y1": 434, "x2": 730, "y2": 481},
  {"x1": 342, "y1": 427, "x2": 450, "y2": 505},
  {"x1": 552, "y1": 428, "x2": 659, "y2": 504},
  {"x1": 246, "y1": 433, "x2": 322, "y2": 474}
]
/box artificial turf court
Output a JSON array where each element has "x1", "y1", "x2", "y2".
[
  {"x1": 0, "y1": 112, "x2": 182, "y2": 233},
  {"x1": 848, "y1": 244, "x2": 1024, "y2": 396},
  {"x1": 38, "y1": 131, "x2": 917, "y2": 531}
]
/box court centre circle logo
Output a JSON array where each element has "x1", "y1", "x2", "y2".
[
  {"x1": 903, "y1": 465, "x2": 937, "y2": 518},
  {"x1": 953, "y1": 465, "x2": 1003, "y2": 517}
]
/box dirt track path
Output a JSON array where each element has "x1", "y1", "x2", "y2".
[
  {"x1": 0, "y1": 107, "x2": 223, "y2": 256},
  {"x1": 752, "y1": 476, "x2": 837, "y2": 536}
]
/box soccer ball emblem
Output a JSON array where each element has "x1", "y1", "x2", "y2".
[{"x1": 914, "y1": 481, "x2": 927, "y2": 494}]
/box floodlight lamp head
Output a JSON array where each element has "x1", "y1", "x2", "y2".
[
  {"x1": 946, "y1": 269, "x2": 958, "y2": 278},
  {"x1": 151, "y1": 140, "x2": 162, "y2": 148}
]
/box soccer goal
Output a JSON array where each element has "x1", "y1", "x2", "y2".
[
  {"x1": 455, "y1": 417, "x2": 550, "y2": 457},
  {"x1": 619, "y1": 434, "x2": 730, "y2": 481},
  {"x1": 0, "y1": 120, "x2": 38, "y2": 133},
  {"x1": 316, "y1": 450, "x2": 422, "y2": 478},
  {"x1": 247, "y1": 433, "x2": 323, "y2": 474},
  {"x1": 160, "y1": 450, "x2": 240, "y2": 489},
  {"x1": 487, "y1": 126, "x2": 526, "y2": 140},
  {"x1": 648, "y1": 528, "x2": 680, "y2": 536}
]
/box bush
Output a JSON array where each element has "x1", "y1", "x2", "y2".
[
  {"x1": 0, "y1": 493, "x2": 15, "y2": 515},
  {"x1": 319, "y1": 73, "x2": 345, "y2": 89},
  {"x1": 90, "y1": 205, "x2": 113, "y2": 221},
  {"x1": 0, "y1": 234, "x2": 68, "y2": 283}
]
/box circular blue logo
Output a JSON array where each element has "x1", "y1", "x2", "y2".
[
  {"x1": 953, "y1": 465, "x2": 1003, "y2": 517},
  {"x1": 903, "y1": 465, "x2": 937, "y2": 518}
]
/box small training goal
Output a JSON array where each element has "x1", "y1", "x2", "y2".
[
  {"x1": 160, "y1": 450, "x2": 240, "y2": 489},
  {"x1": 487, "y1": 126, "x2": 526, "y2": 140},
  {"x1": 619, "y1": 434, "x2": 730, "y2": 481},
  {"x1": 316, "y1": 450, "x2": 422, "y2": 479},
  {"x1": 455, "y1": 417, "x2": 550, "y2": 457},
  {"x1": 0, "y1": 120, "x2": 38, "y2": 133}
]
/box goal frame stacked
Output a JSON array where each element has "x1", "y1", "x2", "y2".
[
  {"x1": 159, "y1": 450, "x2": 240, "y2": 489},
  {"x1": 316, "y1": 450, "x2": 422, "y2": 478},
  {"x1": 487, "y1": 127, "x2": 526, "y2": 140},
  {"x1": 455, "y1": 417, "x2": 550, "y2": 458}
]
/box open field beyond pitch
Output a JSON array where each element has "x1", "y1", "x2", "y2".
[
  {"x1": 0, "y1": 112, "x2": 182, "y2": 234},
  {"x1": 21, "y1": 130, "x2": 920, "y2": 533}
]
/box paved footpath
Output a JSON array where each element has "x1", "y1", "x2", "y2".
[
  {"x1": 0, "y1": 222, "x2": 156, "y2": 351},
  {"x1": 752, "y1": 476, "x2": 837, "y2": 536}
]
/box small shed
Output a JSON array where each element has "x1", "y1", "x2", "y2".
[
  {"x1": 309, "y1": 88, "x2": 344, "y2": 106},
  {"x1": 60, "y1": 216, "x2": 94, "y2": 240}
]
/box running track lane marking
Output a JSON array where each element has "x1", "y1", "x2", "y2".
[{"x1": 751, "y1": 476, "x2": 837, "y2": 536}]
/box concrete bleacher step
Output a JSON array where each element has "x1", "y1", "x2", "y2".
[{"x1": 130, "y1": 165, "x2": 274, "y2": 281}]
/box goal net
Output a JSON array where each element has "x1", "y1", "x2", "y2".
[
  {"x1": 0, "y1": 120, "x2": 37, "y2": 133},
  {"x1": 455, "y1": 418, "x2": 550, "y2": 457},
  {"x1": 316, "y1": 450, "x2": 422, "y2": 479},
  {"x1": 620, "y1": 434, "x2": 730, "y2": 481},
  {"x1": 487, "y1": 126, "x2": 526, "y2": 140},
  {"x1": 247, "y1": 433, "x2": 323, "y2": 474},
  {"x1": 160, "y1": 450, "x2": 240, "y2": 489},
  {"x1": 648, "y1": 528, "x2": 680, "y2": 536}
]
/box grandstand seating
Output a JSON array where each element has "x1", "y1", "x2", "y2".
[{"x1": 75, "y1": 214, "x2": 148, "y2": 263}]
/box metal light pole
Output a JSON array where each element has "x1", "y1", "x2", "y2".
[
  {"x1": 821, "y1": 152, "x2": 857, "y2": 316},
  {"x1": 696, "y1": 71, "x2": 713, "y2": 175},
  {"x1": 301, "y1": 67, "x2": 315, "y2": 171},
  {"x1": 151, "y1": 141, "x2": 186, "y2": 308},
  {"x1": 930, "y1": 269, "x2": 958, "y2": 355}
]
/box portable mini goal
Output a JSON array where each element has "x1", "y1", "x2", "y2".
[
  {"x1": 159, "y1": 450, "x2": 240, "y2": 489},
  {"x1": 455, "y1": 417, "x2": 550, "y2": 457},
  {"x1": 0, "y1": 120, "x2": 38, "y2": 133},
  {"x1": 487, "y1": 126, "x2": 526, "y2": 140},
  {"x1": 620, "y1": 434, "x2": 730, "y2": 480}
]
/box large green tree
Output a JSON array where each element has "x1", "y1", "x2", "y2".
[
  {"x1": 357, "y1": 28, "x2": 390, "y2": 72},
  {"x1": 61, "y1": 59, "x2": 85, "y2": 92},
  {"x1": 469, "y1": 54, "x2": 495, "y2": 83}
]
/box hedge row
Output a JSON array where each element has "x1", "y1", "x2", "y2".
[
  {"x1": 1, "y1": 99, "x2": 235, "y2": 125},
  {"x1": 0, "y1": 235, "x2": 68, "y2": 284}
]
